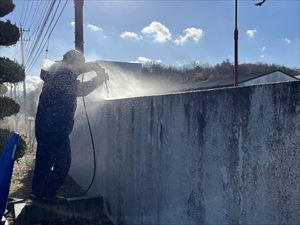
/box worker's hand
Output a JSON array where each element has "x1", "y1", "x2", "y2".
[
  {"x1": 95, "y1": 67, "x2": 109, "y2": 80},
  {"x1": 93, "y1": 71, "x2": 109, "y2": 85}
]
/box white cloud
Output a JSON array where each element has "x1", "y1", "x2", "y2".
[
  {"x1": 141, "y1": 21, "x2": 172, "y2": 43},
  {"x1": 246, "y1": 29, "x2": 257, "y2": 38},
  {"x1": 260, "y1": 54, "x2": 265, "y2": 58},
  {"x1": 26, "y1": 76, "x2": 43, "y2": 92},
  {"x1": 71, "y1": 22, "x2": 102, "y2": 33},
  {"x1": 131, "y1": 56, "x2": 162, "y2": 64},
  {"x1": 14, "y1": 76, "x2": 43, "y2": 93},
  {"x1": 284, "y1": 38, "x2": 292, "y2": 44},
  {"x1": 120, "y1": 31, "x2": 142, "y2": 40},
  {"x1": 87, "y1": 24, "x2": 103, "y2": 32},
  {"x1": 174, "y1": 27, "x2": 204, "y2": 45}
]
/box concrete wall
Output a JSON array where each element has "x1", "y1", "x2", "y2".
[{"x1": 70, "y1": 81, "x2": 300, "y2": 225}]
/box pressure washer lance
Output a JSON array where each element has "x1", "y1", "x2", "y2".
[{"x1": 95, "y1": 65, "x2": 110, "y2": 98}]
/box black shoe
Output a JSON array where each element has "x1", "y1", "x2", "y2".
[{"x1": 29, "y1": 193, "x2": 67, "y2": 204}]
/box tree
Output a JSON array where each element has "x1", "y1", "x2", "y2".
[
  {"x1": 0, "y1": 0, "x2": 26, "y2": 158},
  {"x1": 0, "y1": 0, "x2": 14, "y2": 17}
]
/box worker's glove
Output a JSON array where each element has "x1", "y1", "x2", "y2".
[
  {"x1": 93, "y1": 69, "x2": 109, "y2": 85},
  {"x1": 95, "y1": 67, "x2": 109, "y2": 80}
]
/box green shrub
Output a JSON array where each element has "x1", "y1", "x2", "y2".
[
  {"x1": 0, "y1": 0, "x2": 27, "y2": 160},
  {"x1": 0, "y1": 0, "x2": 15, "y2": 17},
  {"x1": 0, "y1": 96, "x2": 20, "y2": 119},
  {"x1": 0, "y1": 57, "x2": 25, "y2": 83},
  {"x1": 0, "y1": 20, "x2": 19, "y2": 46},
  {"x1": 0, "y1": 128, "x2": 27, "y2": 160}
]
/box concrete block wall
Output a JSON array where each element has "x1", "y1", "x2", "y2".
[{"x1": 70, "y1": 81, "x2": 300, "y2": 225}]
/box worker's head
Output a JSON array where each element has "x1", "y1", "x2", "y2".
[{"x1": 63, "y1": 50, "x2": 85, "y2": 66}]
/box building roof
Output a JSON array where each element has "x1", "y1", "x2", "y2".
[
  {"x1": 239, "y1": 69, "x2": 299, "y2": 84},
  {"x1": 182, "y1": 69, "x2": 299, "y2": 92}
]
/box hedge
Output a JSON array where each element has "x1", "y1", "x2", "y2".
[
  {"x1": 0, "y1": 20, "x2": 20, "y2": 46},
  {"x1": 0, "y1": 0, "x2": 15, "y2": 17},
  {"x1": 0, "y1": 128, "x2": 27, "y2": 160},
  {"x1": 0, "y1": 96, "x2": 19, "y2": 119},
  {"x1": 0, "y1": 57, "x2": 25, "y2": 83}
]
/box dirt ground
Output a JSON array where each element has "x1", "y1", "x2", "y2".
[{"x1": 10, "y1": 149, "x2": 83, "y2": 199}]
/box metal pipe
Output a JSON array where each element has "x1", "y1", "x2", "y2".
[
  {"x1": 74, "y1": 0, "x2": 84, "y2": 53},
  {"x1": 234, "y1": 0, "x2": 239, "y2": 86}
]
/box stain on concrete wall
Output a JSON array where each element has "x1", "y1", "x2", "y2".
[{"x1": 70, "y1": 81, "x2": 300, "y2": 225}]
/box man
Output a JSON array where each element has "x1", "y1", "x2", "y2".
[{"x1": 31, "y1": 50, "x2": 108, "y2": 203}]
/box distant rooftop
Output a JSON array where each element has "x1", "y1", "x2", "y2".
[{"x1": 181, "y1": 69, "x2": 299, "y2": 92}]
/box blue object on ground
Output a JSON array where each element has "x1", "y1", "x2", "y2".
[{"x1": 0, "y1": 132, "x2": 19, "y2": 221}]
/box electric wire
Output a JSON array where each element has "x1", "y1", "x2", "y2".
[
  {"x1": 26, "y1": 0, "x2": 55, "y2": 73},
  {"x1": 26, "y1": 0, "x2": 68, "y2": 74},
  {"x1": 27, "y1": 25, "x2": 40, "y2": 41},
  {"x1": 25, "y1": 0, "x2": 62, "y2": 69},
  {"x1": 21, "y1": 1, "x2": 30, "y2": 26},
  {"x1": 19, "y1": 1, "x2": 26, "y2": 25},
  {"x1": 27, "y1": 1, "x2": 43, "y2": 30},
  {"x1": 25, "y1": 1, "x2": 51, "y2": 57},
  {"x1": 31, "y1": 1, "x2": 50, "y2": 32},
  {"x1": 23, "y1": 0, "x2": 34, "y2": 29},
  {"x1": 25, "y1": 0, "x2": 56, "y2": 55},
  {"x1": 25, "y1": 0, "x2": 56, "y2": 68},
  {"x1": 26, "y1": 0, "x2": 67, "y2": 72}
]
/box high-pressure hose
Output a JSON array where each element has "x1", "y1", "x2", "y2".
[
  {"x1": 77, "y1": 70, "x2": 109, "y2": 196},
  {"x1": 78, "y1": 73, "x2": 97, "y2": 196}
]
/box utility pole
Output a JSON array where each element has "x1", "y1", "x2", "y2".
[
  {"x1": 234, "y1": 0, "x2": 238, "y2": 86},
  {"x1": 20, "y1": 27, "x2": 26, "y2": 109},
  {"x1": 233, "y1": 0, "x2": 267, "y2": 87},
  {"x1": 74, "y1": 0, "x2": 84, "y2": 53},
  {"x1": 19, "y1": 26, "x2": 30, "y2": 123}
]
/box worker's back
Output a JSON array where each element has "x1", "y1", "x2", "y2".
[{"x1": 35, "y1": 62, "x2": 78, "y2": 140}]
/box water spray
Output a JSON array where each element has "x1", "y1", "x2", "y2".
[{"x1": 104, "y1": 80, "x2": 109, "y2": 98}]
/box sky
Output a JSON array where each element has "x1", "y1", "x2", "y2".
[{"x1": 0, "y1": 0, "x2": 299, "y2": 81}]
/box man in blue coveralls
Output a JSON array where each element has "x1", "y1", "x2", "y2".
[{"x1": 31, "y1": 50, "x2": 108, "y2": 203}]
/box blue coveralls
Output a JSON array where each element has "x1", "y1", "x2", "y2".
[{"x1": 32, "y1": 63, "x2": 101, "y2": 198}]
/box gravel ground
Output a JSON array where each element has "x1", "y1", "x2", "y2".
[{"x1": 10, "y1": 149, "x2": 83, "y2": 199}]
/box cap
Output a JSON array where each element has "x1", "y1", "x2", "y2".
[{"x1": 63, "y1": 50, "x2": 85, "y2": 64}]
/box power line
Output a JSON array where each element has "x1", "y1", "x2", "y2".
[
  {"x1": 26, "y1": 0, "x2": 69, "y2": 74},
  {"x1": 22, "y1": 0, "x2": 34, "y2": 29},
  {"x1": 25, "y1": 0, "x2": 57, "y2": 67},
  {"x1": 25, "y1": 1, "x2": 51, "y2": 55},
  {"x1": 19, "y1": 1, "x2": 26, "y2": 25},
  {"x1": 31, "y1": 1, "x2": 51, "y2": 32},
  {"x1": 25, "y1": 0, "x2": 61, "y2": 70},
  {"x1": 20, "y1": 1, "x2": 30, "y2": 26},
  {"x1": 26, "y1": 0, "x2": 43, "y2": 30},
  {"x1": 27, "y1": 0, "x2": 68, "y2": 73}
]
